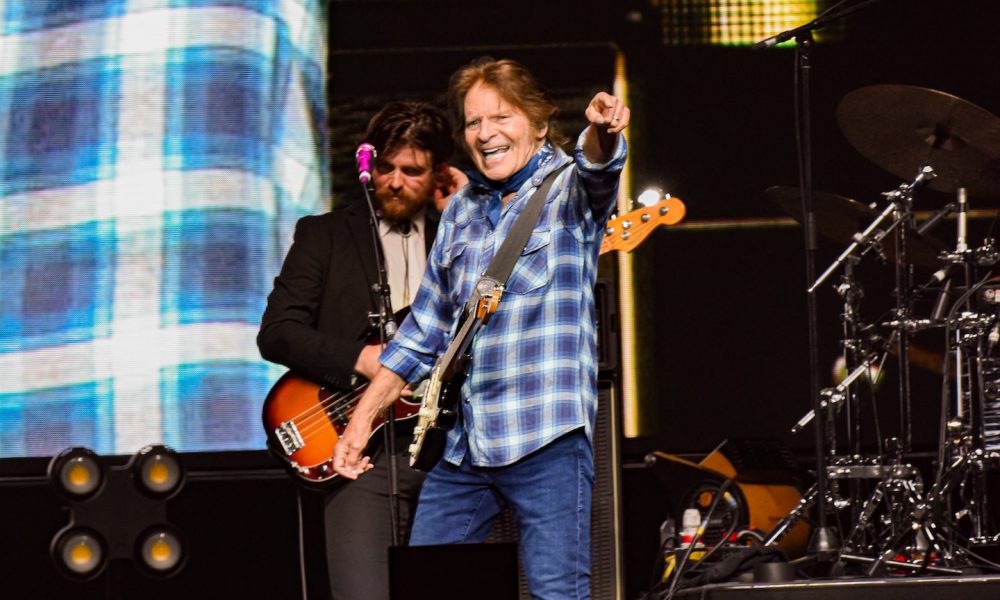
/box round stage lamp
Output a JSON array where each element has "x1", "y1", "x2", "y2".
[
  {"x1": 47, "y1": 447, "x2": 105, "y2": 500},
  {"x1": 131, "y1": 445, "x2": 184, "y2": 498},
  {"x1": 51, "y1": 527, "x2": 106, "y2": 579},
  {"x1": 136, "y1": 527, "x2": 185, "y2": 575},
  {"x1": 637, "y1": 187, "x2": 665, "y2": 207}
]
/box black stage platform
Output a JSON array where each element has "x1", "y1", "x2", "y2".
[{"x1": 676, "y1": 574, "x2": 1000, "y2": 599}]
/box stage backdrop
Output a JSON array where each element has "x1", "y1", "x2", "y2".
[{"x1": 0, "y1": 0, "x2": 328, "y2": 458}]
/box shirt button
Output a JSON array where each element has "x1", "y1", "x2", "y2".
[{"x1": 532, "y1": 177, "x2": 543, "y2": 186}]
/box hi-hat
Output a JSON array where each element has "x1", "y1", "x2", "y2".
[
  {"x1": 837, "y1": 84, "x2": 1000, "y2": 197},
  {"x1": 766, "y1": 185, "x2": 945, "y2": 269}
]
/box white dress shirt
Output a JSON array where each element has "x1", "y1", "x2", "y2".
[{"x1": 378, "y1": 208, "x2": 427, "y2": 312}]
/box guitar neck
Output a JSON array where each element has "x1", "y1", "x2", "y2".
[{"x1": 439, "y1": 308, "x2": 482, "y2": 381}]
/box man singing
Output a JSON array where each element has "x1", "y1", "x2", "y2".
[{"x1": 333, "y1": 57, "x2": 630, "y2": 599}]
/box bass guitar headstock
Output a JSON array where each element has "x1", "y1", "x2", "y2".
[{"x1": 601, "y1": 197, "x2": 686, "y2": 255}]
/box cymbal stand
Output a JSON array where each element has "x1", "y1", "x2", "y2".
[
  {"x1": 892, "y1": 186, "x2": 915, "y2": 454},
  {"x1": 864, "y1": 188, "x2": 1000, "y2": 570},
  {"x1": 772, "y1": 338, "x2": 897, "y2": 552},
  {"x1": 837, "y1": 256, "x2": 865, "y2": 459},
  {"x1": 797, "y1": 166, "x2": 937, "y2": 431},
  {"x1": 810, "y1": 166, "x2": 936, "y2": 294},
  {"x1": 862, "y1": 448, "x2": 972, "y2": 576},
  {"x1": 753, "y1": 0, "x2": 890, "y2": 562},
  {"x1": 839, "y1": 254, "x2": 895, "y2": 548},
  {"x1": 776, "y1": 169, "x2": 934, "y2": 570},
  {"x1": 932, "y1": 188, "x2": 1000, "y2": 547}
]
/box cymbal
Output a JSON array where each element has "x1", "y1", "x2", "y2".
[
  {"x1": 837, "y1": 85, "x2": 1000, "y2": 197},
  {"x1": 766, "y1": 185, "x2": 945, "y2": 269}
]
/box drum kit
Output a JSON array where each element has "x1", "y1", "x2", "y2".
[{"x1": 763, "y1": 84, "x2": 1000, "y2": 573}]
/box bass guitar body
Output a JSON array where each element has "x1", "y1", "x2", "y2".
[{"x1": 262, "y1": 372, "x2": 420, "y2": 484}]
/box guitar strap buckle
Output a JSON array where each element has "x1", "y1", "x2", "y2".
[
  {"x1": 473, "y1": 276, "x2": 503, "y2": 299},
  {"x1": 470, "y1": 276, "x2": 504, "y2": 323}
]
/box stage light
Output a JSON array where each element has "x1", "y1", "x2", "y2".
[
  {"x1": 637, "y1": 188, "x2": 666, "y2": 207},
  {"x1": 131, "y1": 444, "x2": 184, "y2": 498},
  {"x1": 47, "y1": 447, "x2": 105, "y2": 500},
  {"x1": 661, "y1": 0, "x2": 840, "y2": 47},
  {"x1": 51, "y1": 527, "x2": 106, "y2": 578},
  {"x1": 136, "y1": 526, "x2": 185, "y2": 575}
]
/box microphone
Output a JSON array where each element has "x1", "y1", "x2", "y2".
[
  {"x1": 930, "y1": 278, "x2": 952, "y2": 323},
  {"x1": 916, "y1": 202, "x2": 956, "y2": 236},
  {"x1": 956, "y1": 187, "x2": 968, "y2": 253},
  {"x1": 927, "y1": 264, "x2": 952, "y2": 287},
  {"x1": 751, "y1": 34, "x2": 785, "y2": 50},
  {"x1": 356, "y1": 143, "x2": 376, "y2": 183}
]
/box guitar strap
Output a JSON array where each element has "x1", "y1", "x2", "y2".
[{"x1": 467, "y1": 161, "x2": 571, "y2": 309}]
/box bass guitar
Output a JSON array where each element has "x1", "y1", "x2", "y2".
[
  {"x1": 261, "y1": 309, "x2": 418, "y2": 484},
  {"x1": 262, "y1": 370, "x2": 422, "y2": 484},
  {"x1": 408, "y1": 196, "x2": 687, "y2": 469},
  {"x1": 600, "y1": 196, "x2": 686, "y2": 254}
]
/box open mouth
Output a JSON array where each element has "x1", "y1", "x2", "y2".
[{"x1": 481, "y1": 146, "x2": 510, "y2": 162}]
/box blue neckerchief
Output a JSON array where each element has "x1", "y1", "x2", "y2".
[{"x1": 466, "y1": 144, "x2": 553, "y2": 227}]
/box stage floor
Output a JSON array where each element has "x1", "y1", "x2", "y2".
[{"x1": 676, "y1": 574, "x2": 1000, "y2": 599}]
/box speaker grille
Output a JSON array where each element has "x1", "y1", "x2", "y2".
[{"x1": 592, "y1": 380, "x2": 624, "y2": 599}]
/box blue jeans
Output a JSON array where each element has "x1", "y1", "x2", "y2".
[{"x1": 409, "y1": 428, "x2": 593, "y2": 600}]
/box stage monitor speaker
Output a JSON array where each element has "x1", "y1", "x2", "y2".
[
  {"x1": 595, "y1": 277, "x2": 619, "y2": 374},
  {"x1": 389, "y1": 543, "x2": 519, "y2": 600},
  {"x1": 485, "y1": 378, "x2": 625, "y2": 599}
]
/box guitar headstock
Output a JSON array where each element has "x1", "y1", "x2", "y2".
[{"x1": 601, "y1": 197, "x2": 686, "y2": 255}]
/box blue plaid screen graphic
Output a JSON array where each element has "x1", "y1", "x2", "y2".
[{"x1": 0, "y1": 1, "x2": 328, "y2": 457}]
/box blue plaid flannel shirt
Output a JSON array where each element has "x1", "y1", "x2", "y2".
[{"x1": 381, "y1": 130, "x2": 627, "y2": 467}]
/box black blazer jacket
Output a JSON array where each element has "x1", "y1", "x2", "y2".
[{"x1": 257, "y1": 200, "x2": 439, "y2": 391}]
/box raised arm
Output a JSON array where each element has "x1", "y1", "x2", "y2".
[{"x1": 582, "y1": 91, "x2": 630, "y2": 165}]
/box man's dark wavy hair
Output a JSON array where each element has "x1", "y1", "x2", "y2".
[{"x1": 363, "y1": 101, "x2": 454, "y2": 166}]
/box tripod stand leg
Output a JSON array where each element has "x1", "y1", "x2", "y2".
[
  {"x1": 764, "y1": 484, "x2": 818, "y2": 547},
  {"x1": 844, "y1": 484, "x2": 885, "y2": 550}
]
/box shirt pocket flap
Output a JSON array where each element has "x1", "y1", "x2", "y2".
[
  {"x1": 506, "y1": 229, "x2": 551, "y2": 295},
  {"x1": 439, "y1": 242, "x2": 467, "y2": 269}
]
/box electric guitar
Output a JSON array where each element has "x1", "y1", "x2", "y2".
[
  {"x1": 261, "y1": 309, "x2": 418, "y2": 485},
  {"x1": 262, "y1": 370, "x2": 422, "y2": 484},
  {"x1": 408, "y1": 280, "x2": 503, "y2": 471},
  {"x1": 408, "y1": 196, "x2": 687, "y2": 470}
]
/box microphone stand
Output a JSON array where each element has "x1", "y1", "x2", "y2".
[
  {"x1": 358, "y1": 166, "x2": 403, "y2": 547},
  {"x1": 754, "y1": 0, "x2": 887, "y2": 564}
]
